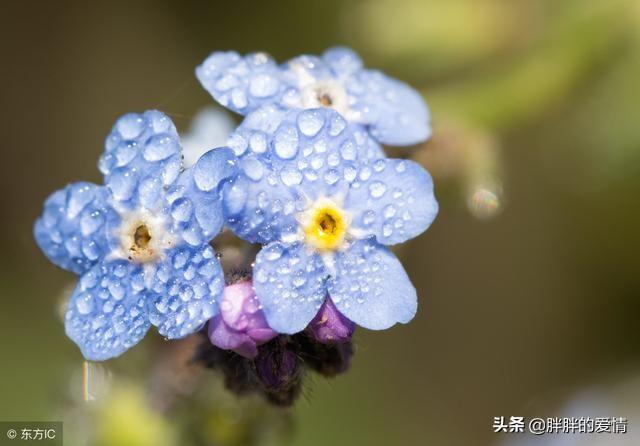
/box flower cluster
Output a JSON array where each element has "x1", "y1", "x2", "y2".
[{"x1": 35, "y1": 47, "x2": 438, "y2": 402}]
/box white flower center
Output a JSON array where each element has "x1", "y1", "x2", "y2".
[
  {"x1": 116, "y1": 209, "x2": 174, "y2": 263},
  {"x1": 300, "y1": 80, "x2": 350, "y2": 117}
]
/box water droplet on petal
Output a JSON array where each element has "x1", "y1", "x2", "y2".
[
  {"x1": 383, "y1": 204, "x2": 396, "y2": 218},
  {"x1": 343, "y1": 165, "x2": 357, "y2": 182},
  {"x1": 249, "y1": 73, "x2": 279, "y2": 98},
  {"x1": 324, "y1": 169, "x2": 340, "y2": 186},
  {"x1": 274, "y1": 124, "x2": 299, "y2": 159},
  {"x1": 340, "y1": 140, "x2": 357, "y2": 160},
  {"x1": 280, "y1": 165, "x2": 303, "y2": 186},
  {"x1": 373, "y1": 159, "x2": 386, "y2": 172},
  {"x1": 143, "y1": 134, "x2": 179, "y2": 162},
  {"x1": 171, "y1": 197, "x2": 193, "y2": 222},
  {"x1": 264, "y1": 246, "x2": 283, "y2": 261},
  {"x1": 382, "y1": 223, "x2": 393, "y2": 237},
  {"x1": 395, "y1": 160, "x2": 407, "y2": 173},
  {"x1": 108, "y1": 170, "x2": 136, "y2": 201},
  {"x1": 75, "y1": 293, "x2": 94, "y2": 315},
  {"x1": 359, "y1": 167, "x2": 372, "y2": 181},
  {"x1": 228, "y1": 133, "x2": 248, "y2": 156},
  {"x1": 297, "y1": 109, "x2": 325, "y2": 137},
  {"x1": 362, "y1": 210, "x2": 375, "y2": 226},
  {"x1": 368, "y1": 181, "x2": 387, "y2": 198},
  {"x1": 249, "y1": 131, "x2": 267, "y2": 153},
  {"x1": 241, "y1": 156, "x2": 264, "y2": 181},
  {"x1": 116, "y1": 114, "x2": 145, "y2": 140}
]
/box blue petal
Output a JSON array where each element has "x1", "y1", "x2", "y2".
[
  {"x1": 191, "y1": 147, "x2": 238, "y2": 192},
  {"x1": 353, "y1": 125, "x2": 387, "y2": 160},
  {"x1": 347, "y1": 70, "x2": 431, "y2": 145},
  {"x1": 322, "y1": 46, "x2": 363, "y2": 77},
  {"x1": 147, "y1": 244, "x2": 223, "y2": 339},
  {"x1": 65, "y1": 260, "x2": 151, "y2": 361},
  {"x1": 345, "y1": 159, "x2": 438, "y2": 245},
  {"x1": 328, "y1": 239, "x2": 417, "y2": 330},
  {"x1": 196, "y1": 51, "x2": 285, "y2": 115},
  {"x1": 101, "y1": 111, "x2": 183, "y2": 210},
  {"x1": 34, "y1": 182, "x2": 116, "y2": 274},
  {"x1": 223, "y1": 168, "x2": 303, "y2": 244},
  {"x1": 253, "y1": 242, "x2": 328, "y2": 334},
  {"x1": 166, "y1": 148, "x2": 237, "y2": 244},
  {"x1": 281, "y1": 55, "x2": 332, "y2": 86},
  {"x1": 224, "y1": 106, "x2": 368, "y2": 244}
]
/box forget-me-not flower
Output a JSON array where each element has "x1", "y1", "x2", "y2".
[
  {"x1": 196, "y1": 46, "x2": 431, "y2": 146},
  {"x1": 220, "y1": 105, "x2": 438, "y2": 334},
  {"x1": 34, "y1": 110, "x2": 238, "y2": 360}
]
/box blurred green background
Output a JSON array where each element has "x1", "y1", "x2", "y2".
[{"x1": 1, "y1": 1, "x2": 640, "y2": 445}]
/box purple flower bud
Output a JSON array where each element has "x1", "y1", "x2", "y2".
[
  {"x1": 255, "y1": 338, "x2": 302, "y2": 406},
  {"x1": 208, "y1": 280, "x2": 277, "y2": 359},
  {"x1": 256, "y1": 346, "x2": 298, "y2": 390},
  {"x1": 308, "y1": 298, "x2": 355, "y2": 344}
]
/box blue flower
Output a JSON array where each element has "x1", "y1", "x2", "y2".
[
  {"x1": 196, "y1": 47, "x2": 431, "y2": 146},
  {"x1": 34, "y1": 110, "x2": 238, "y2": 360},
  {"x1": 221, "y1": 106, "x2": 438, "y2": 333}
]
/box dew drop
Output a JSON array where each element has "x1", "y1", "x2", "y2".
[
  {"x1": 67, "y1": 185, "x2": 95, "y2": 218},
  {"x1": 383, "y1": 204, "x2": 396, "y2": 218},
  {"x1": 382, "y1": 223, "x2": 393, "y2": 237},
  {"x1": 80, "y1": 210, "x2": 104, "y2": 235},
  {"x1": 249, "y1": 73, "x2": 279, "y2": 98},
  {"x1": 108, "y1": 170, "x2": 136, "y2": 201},
  {"x1": 359, "y1": 167, "x2": 372, "y2": 181},
  {"x1": 241, "y1": 156, "x2": 264, "y2": 181},
  {"x1": 227, "y1": 133, "x2": 248, "y2": 156},
  {"x1": 116, "y1": 114, "x2": 145, "y2": 140},
  {"x1": 76, "y1": 293, "x2": 94, "y2": 315},
  {"x1": 373, "y1": 159, "x2": 386, "y2": 172},
  {"x1": 231, "y1": 89, "x2": 248, "y2": 109},
  {"x1": 264, "y1": 247, "x2": 282, "y2": 261},
  {"x1": 324, "y1": 169, "x2": 340, "y2": 185},
  {"x1": 249, "y1": 131, "x2": 267, "y2": 153},
  {"x1": 297, "y1": 109, "x2": 325, "y2": 137},
  {"x1": 274, "y1": 124, "x2": 299, "y2": 159},
  {"x1": 368, "y1": 181, "x2": 387, "y2": 198},
  {"x1": 340, "y1": 140, "x2": 357, "y2": 160},
  {"x1": 362, "y1": 210, "x2": 376, "y2": 226},
  {"x1": 143, "y1": 134, "x2": 178, "y2": 162},
  {"x1": 171, "y1": 198, "x2": 193, "y2": 222},
  {"x1": 280, "y1": 166, "x2": 303, "y2": 186}
]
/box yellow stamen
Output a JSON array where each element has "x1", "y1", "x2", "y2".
[{"x1": 304, "y1": 205, "x2": 346, "y2": 251}]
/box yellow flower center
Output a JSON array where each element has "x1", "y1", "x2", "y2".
[{"x1": 304, "y1": 205, "x2": 346, "y2": 251}]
